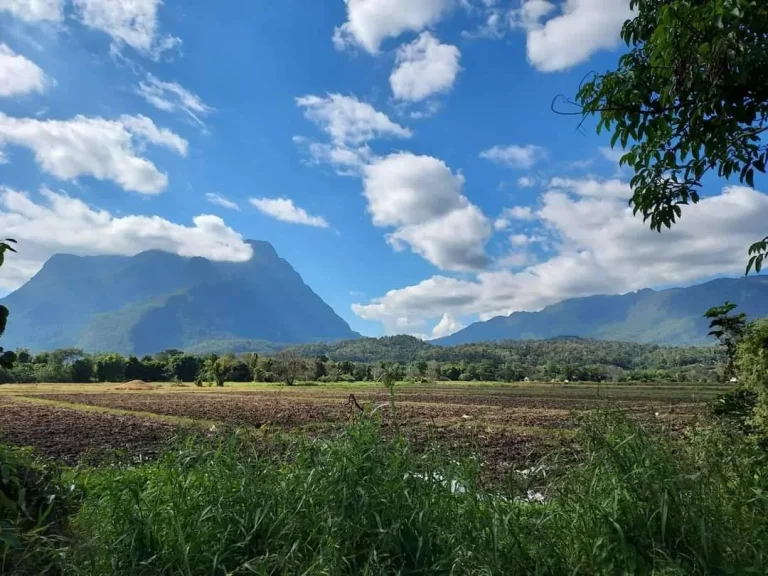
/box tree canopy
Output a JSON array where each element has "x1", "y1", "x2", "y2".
[{"x1": 575, "y1": 0, "x2": 768, "y2": 270}]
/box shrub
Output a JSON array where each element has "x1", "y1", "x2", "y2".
[
  {"x1": 0, "y1": 444, "x2": 75, "y2": 574},
  {"x1": 709, "y1": 387, "x2": 758, "y2": 433},
  {"x1": 735, "y1": 318, "x2": 768, "y2": 433}
]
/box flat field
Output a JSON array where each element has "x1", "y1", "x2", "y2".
[{"x1": 0, "y1": 381, "x2": 729, "y2": 473}]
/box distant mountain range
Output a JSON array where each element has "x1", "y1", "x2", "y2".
[
  {"x1": 435, "y1": 276, "x2": 768, "y2": 346},
  {"x1": 0, "y1": 241, "x2": 358, "y2": 354}
]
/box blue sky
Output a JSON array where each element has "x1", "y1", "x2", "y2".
[{"x1": 0, "y1": 0, "x2": 765, "y2": 339}]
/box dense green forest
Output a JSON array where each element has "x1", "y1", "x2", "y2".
[{"x1": 0, "y1": 336, "x2": 721, "y2": 385}]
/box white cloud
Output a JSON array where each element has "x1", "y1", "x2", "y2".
[
  {"x1": 118, "y1": 115, "x2": 187, "y2": 154},
  {"x1": 333, "y1": 0, "x2": 453, "y2": 53},
  {"x1": 390, "y1": 32, "x2": 461, "y2": 102},
  {"x1": 72, "y1": 0, "x2": 181, "y2": 58},
  {"x1": 517, "y1": 176, "x2": 535, "y2": 188},
  {"x1": 293, "y1": 136, "x2": 373, "y2": 176},
  {"x1": 480, "y1": 144, "x2": 546, "y2": 169},
  {"x1": 493, "y1": 205, "x2": 536, "y2": 230},
  {"x1": 0, "y1": 186, "x2": 253, "y2": 290},
  {"x1": 205, "y1": 193, "x2": 239, "y2": 211},
  {"x1": 295, "y1": 94, "x2": 411, "y2": 175},
  {"x1": 363, "y1": 152, "x2": 491, "y2": 270},
  {"x1": 250, "y1": 197, "x2": 329, "y2": 228},
  {"x1": 137, "y1": 73, "x2": 212, "y2": 126},
  {"x1": 509, "y1": 233, "x2": 530, "y2": 247},
  {"x1": 506, "y1": 206, "x2": 536, "y2": 220},
  {"x1": 549, "y1": 177, "x2": 630, "y2": 199},
  {"x1": 430, "y1": 312, "x2": 464, "y2": 338},
  {"x1": 297, "y1": 93, "x2": 411, "y2": 146},
  {"x1": 493, "y1": 217, "x2": 509, "y2": 231},
  {"x1": 0, "y1": 44, "x2": 50, "y2": 97},
  {"x1": 354, "y1": 185, "x2": 768, "y2": 331},
  {"x1": 509, "y1": 0, "x2": 556, "y2": 30},
  {"x1": 0, "y1": 0, "x2": 63, "y2": 22},
  {"x1": 520, "y1": 0, "x2": 632, "y2": 72},
  {"x1": 0, "y1": 113, "x2": 187, "y2": 194}
]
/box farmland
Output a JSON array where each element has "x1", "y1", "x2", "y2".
[
  {"x1": 0, "y1": 380, "x2": 728, "y2": 470},
  {"x1": 4, "y1": 379, "x2": 768, "y2": 574}
]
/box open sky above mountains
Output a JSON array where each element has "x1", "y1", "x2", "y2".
[{"x1": 1, "y1": 0, "x2": 766, "y2": 339}]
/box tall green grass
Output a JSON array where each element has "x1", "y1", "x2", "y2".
[
  {"x1": 3, "y1": 413, "x2": 768, "y2": 575},
  {"x1": 53, "y1": 415, "x2": 765, "y2": 575}
]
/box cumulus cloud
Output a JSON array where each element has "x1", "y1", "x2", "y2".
[
  {"x1": 0, "y1": 186, "x2": 253, "y2": 290},
  {"x1": 549, "y1": 177, "x2": 631, "y2": 199},
  {"x1": 250, "y1": 197, "x2": 329, "y2": 228},
  {"x1": 295, "y1": 93, "x2": 411, "y2": 174},
  {"x1": 0, "y1": 44, "x2": 50, "y2": 97},
  {"x1": 493, "y1": 205, "x2": 536, "y2": 231},
  {"x1": 137, "y1": 73, "x2": 212, "y2": 126},
  {"x1": 430, "y1": 312, "x2": 464, "y2": 339},
  {"x1": 297, "y1": 93, "x2": 411, "y2": 146},
  {"x1": 0, "y1": 113, "x2": 187, "y2": 194},
  {"x1": 0, "y1": 0, "x2": 63, "y2": 22},
  {"x1": 72, "y1": 0, "x2": 181, "y2": 58},
  {"x1": 333, "y1": 0, "x2": 453, "y2": 53},
  {"x1": 390, "y1": 32, "x2": 461, "y2": 102},
  {"x1": 205, "y1": 193, "x2": 239, "y2": 211},
  {"x1": 517, "y1": 0, "x2": 632, "y2": 72},
  {"x1": 480, "y1": 144, "x2": 546, "y2": 169},
  {"x1": 354, "y1": 185, "x2": 768, "y2": 332},
  {"x1": 363, "y1": 152, "x2": 491, "y2": 270}
]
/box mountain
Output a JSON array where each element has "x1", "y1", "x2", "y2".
[
  {"x1": 435, "y1": 276, "x2": 768, "y2": 346},
  {"x1": 0, "y1": 240, "x2": 358, "y2": 354}
]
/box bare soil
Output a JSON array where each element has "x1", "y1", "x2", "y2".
[
  {"x1": 0, "y1": 400, "x2": 177, "y2": 463},
  {"x1": 1, "y1": 384, "x2": 710, "y2": 474}
]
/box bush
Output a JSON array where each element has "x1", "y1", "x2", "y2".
[
  {"x1": 709, "y1": 387, "x2": 758, "y2": 432},
  {"x1": 735, "y1": 318, "x2": 768, "y2": 433},
  {"x1": 0, "y1": 444, "x2": 75, "y2": 574}
]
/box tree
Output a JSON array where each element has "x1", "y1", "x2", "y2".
[
  {"x1": 242, "y1": 352, "x2": 260, "y2": 381},
  {"x1": 735, "y1": 319, "x2": 768, "y2": 432},
  {"x1": 15, "y1": 349, "x2": 31, "y2": 364},
  {"x1": 71, "y1": 357, "x2": 94, "y2": 383},
  {"x1": 313, "y1": 355, "x2": 328, "y2": 380},
  {"x1": 202, "y1": 357, "x2": 226, "y2": 387},
  {"x1": 94, "y1": 353, "x2": 126, "y2": 382},
  {"x1": 705, "y1": 301, "x2": 747, "y2": 379},
  {"x1": 573, "y1": 0, "x2": 768, "y2": 270},
  {"x1": 274, "y1": 350, "x2": 305, "y2": 386},
  {"x1": 169, "y1": 354, "x2": 202, "y2": 382},
  {"x1": 225, "y1": 359, "x2": 252, "y2": 382}
]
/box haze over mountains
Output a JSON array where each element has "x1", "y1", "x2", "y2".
[
  {"x1": 435, "y1": 276, "x2": 768, "y2": 346},
  {"x1": 0, "y1": 241, "x2": 358, "y2": 355}
]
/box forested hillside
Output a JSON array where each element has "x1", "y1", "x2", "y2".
[
  {"x1": 437, "y1": 276, "x2": 768, "y2": 346},
  {"x1": 0, "y1": 241, "x2": 358, "y2": 353}
]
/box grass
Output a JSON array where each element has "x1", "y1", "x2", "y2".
[{"x1": 4, "y1": 411, "x2": 768, "y2": 575}]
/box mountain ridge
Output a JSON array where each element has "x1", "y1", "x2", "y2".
[
  {"x1": 1, "y1": 240, "x2": 358, "y2": 354},
  {"x1": 435, "y1": 275, "x2": 768, "y2": 346}
]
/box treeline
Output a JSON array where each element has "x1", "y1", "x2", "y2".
[
  {"x1": 290, "y1": 336, "x2": 720, "y2": 382},
  {"x1": 0, "y1": 337, "x2": 721, "y2": 385}
]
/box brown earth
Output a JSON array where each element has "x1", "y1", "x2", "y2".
[
  {"x1": 0, "y1": 400, "x2": 177, "y2": 463},
  {"x1": 1, "y1": 385, "x2": 710, "y2": 475}
]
